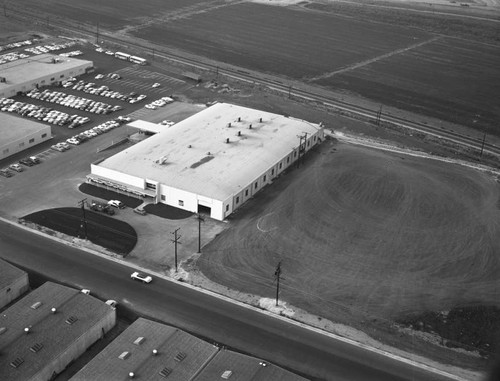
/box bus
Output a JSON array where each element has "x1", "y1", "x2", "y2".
[
  {"x1": 129, "y1": 56, "x2": 147, "y2": 65},
  {"x1": 115, "y1": 52, "x2": 131, "y2": 61}
]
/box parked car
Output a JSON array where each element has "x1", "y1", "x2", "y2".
[
  {"x1": 29, "y1": 156, "x2": 40, "y2": 164},
  {"x1": 131, "y1": 272, "x2": 152, "y2": 283},
  {"x1": 108, "y1": 200, "x2": 125, "y2": 209},
  {"x1": 152, "y1": 82, "x2": 161, "y2": 88},
  {"x1": 90, "y1": 202, "x2": 115, "y2": 215},
  {"x1": 51, "y1": 144, "x2": 65, "y2": 152},
  {"x1": 8, "y1": 163, "x2": 23, "y2": 172},
  {"x1": 19, "y1": 158, "x2": 34, "y2": 167},
  {"x1": 0, "y1": 169, "x2": 12, "y2": 177}
]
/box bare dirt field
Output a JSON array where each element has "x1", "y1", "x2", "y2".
[{"x1": 9, "y1": 0, "x2": 500, "y2": 133}]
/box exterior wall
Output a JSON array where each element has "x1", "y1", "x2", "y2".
[
  {"x1": 0, "y1": 273, "x2": 29, "y2": 309},
  {"x1": 0, "y1": 125, "x2": 51, "y2": 160},
  {"x1": 159, "y1": 184, "x2": 201, "y2": 213},
  {"x1": 30, "y1": 309, "x2": 116, "y2": 381},
  {"x1": 0, "y1": 62, "x2": 92, "y2": 98},
  {"x1": 91, "y1": 164, "x2": 145, "y2": 189}
]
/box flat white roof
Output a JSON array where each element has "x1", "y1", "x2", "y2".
[
  {"x1": 0, "y1": 53, "x2": 92, "y2": 90},
  {"x1": 99, "y1": 103, "x2": 321, "y2": 201},
  {"x1": 0, "y1": 113, "x2": 50, "y2": 143}
]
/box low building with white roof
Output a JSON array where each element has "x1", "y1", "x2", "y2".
[
  {"x1": 89, "y1": 102, "x2": 323, "y2": 220},
  {"x1": 0, "y1": 53, "x2": 93, "y2": 98}
]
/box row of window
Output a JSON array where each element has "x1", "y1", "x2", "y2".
[{"x1": 2, "y1": 133, "x2": 47, "y2": 155}]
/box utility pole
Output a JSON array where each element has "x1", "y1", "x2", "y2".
[
  {"x1": 77, "y1": 198, "x2": 88, "y2": 239},
  {"x1": 274, "y1": 261, "x2": 282, "y2": 307},
  {"x1": 196, "y1": 214, "x2": 204, "y2": 253},
  {"x1": 296, "y1": 132, "x2": 308, "y2": 168},
  {"x1": 171, "y1": 228, "x2": 181, "y2": 272}
]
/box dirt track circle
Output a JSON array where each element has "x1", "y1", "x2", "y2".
[{"x1": 200, "y1": 141, "x2": 500, "y2": 321}]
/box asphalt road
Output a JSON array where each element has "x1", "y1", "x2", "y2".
[{"x1": 0, "y1": 220, "x2": 458, "y2": 381}]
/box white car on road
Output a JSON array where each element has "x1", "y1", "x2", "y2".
[{"x1": 131, "y1": 272, "x2": 153, "y2": 283}]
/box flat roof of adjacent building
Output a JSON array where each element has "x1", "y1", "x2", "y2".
[
  {"x1": 98, "y1": 103, "x2": 321, "y2": 200},
  {"x1": 0, "y1": 282, "x2": 114, "y2": 381},
  {"x1": 0, "y1": 258, "x2": 26, "y2": 291},
  {"x1": 72, "y1": 317, "x2": 218, "y2": 381},
  {"x1": 193, "y1": 349, "x2": 309, "y2": 381},
  {"x1": 0, "y1": 53, "x2": 92, "y2": 90},
  {"x1": 0, "y1": 113, "x2": 50, "y2": 144}
]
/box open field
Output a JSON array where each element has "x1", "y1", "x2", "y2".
[
  {"x1": 8, "y1": 0, "x2": 500, "y2": 133},
  {"x1": 198, "y1": 139, "x2": 500, "y2": 350}
]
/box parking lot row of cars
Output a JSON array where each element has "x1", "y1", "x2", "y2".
[
  {"x1": 66, "y1": 119, "x2": 125, "y2": 145},
  {"x1": 25, "y1": 41, "x2": 77, "y2": 56},
  {"x1": 58, "y1": 50, "x2": 83, "y2": 57},
  {"x1": 144, "y1": 97, "x2": 175, "y2": 110},
  {"x1": 68, "y1": 77, "x2": 148, "y2": 105},
  {"x1": 0, "y1": 97, "x2": 89, "y2": 128},
  {"x1": 1, "y1": 156, "x2": 41, "y2": 178},
  {"x1": 0, "y1": 39, "x2": 36, "y2": 52},
  {"x1": 0, "y1": 51, "x2": 30, "y2": 64},
  {"x1": 26, "y1": 88, "x2": 120, "y2": 115}
]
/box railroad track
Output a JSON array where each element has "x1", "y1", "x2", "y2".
[{"x1": 6, "y1": 6, "x2": 500, "y2": 159}]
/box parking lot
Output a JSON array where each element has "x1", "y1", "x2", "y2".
[{"x1": 0, "y1": 39, "x2": 226, "y2": 272}]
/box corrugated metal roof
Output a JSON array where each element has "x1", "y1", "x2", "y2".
[
  {"x1": 72, "y1": 318, "x2": 218, "y2": 380},
  {"x1": 0, "y1": 258, "x2": 26, "y2": 291},
  {"x1": 0, "y1": 282, "x2": 114, "y2": 381},
  {"x1": 193, "y1": 349, "x2": 309, "y2": 381},
  {"x1": 98, "y1": 103, "x2": 321, "y2": 201}
]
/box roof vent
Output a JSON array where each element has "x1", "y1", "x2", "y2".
[
  {"x1": 188, "y1": 145, "x2": 192, "y2": 148},
  {"x1": 227, "y1": 122, "x2": 231, "y2": 127},
  {"x1": 259, "y1": 117, "x2": 262, "y2": 122},
  {"x1": 65, "y1": 316, "x2": 78, "y2": 325},
  {"x1": 152, "y1": 349, "x2": 158, "y2": 356},
  {"x1": 30, "y1": 343, "x2": 44, "y2": 353},
  {"x1": 238, "y1": 117, "x2": 241, "y2": 122},
  {"x1": 10, "y1": 357, "x2": 24, "y2": 369},
  {"x1": 249, "y1": 124, "x2": 252, "y2": 129},
  {"x1": 221, "y1": 370, "x2": 233, "y2": 379},
  {"x1": 207, "y1": 152, "x2": 211, "y2": 155},
  {"x1": 237, "y1": 131, "x2": 241, "y2": 136},
  {"x1": 31, "y1": 301, "x2": 42, "y2": 309},
  {"x1": 128, "y1": 372, "x2": 135, "y2": 379},
  {"x1": 134, "y1": 337, "x2": 145, "y2": 345},
  {"x1": 159, "y1": 367, "x2": 172, "y2": 378},
  {"x1": 51, "y1": 307, "x2": 57, "y2": 314},
  {"x1": 24, "y1": 327, "x2": 30, "y2": 334},
  {"x1": 174, "y1": 351, "x2": 187, "y2": 362},
  {"x1": 119, "y1": 351, "x2": 131, "y2": 360},
  {"x1": 226, "y1": 138, "x2": 229, "y2": 143}
]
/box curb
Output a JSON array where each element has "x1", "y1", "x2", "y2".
[{"x1": 0, "y1": 216, "x2": 470, "y2": 381}]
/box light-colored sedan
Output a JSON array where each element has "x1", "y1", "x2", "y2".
[{"x1": 131, "y1": 272, "x2": 153, "y2": 283}]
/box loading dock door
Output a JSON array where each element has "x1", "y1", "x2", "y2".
[{"x1": 198, "y1": 204, "x2": 211, "y2": 215}]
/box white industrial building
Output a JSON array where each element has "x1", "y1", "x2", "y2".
[
  {"x1": 0, "y1": 114, "x2": 51, "y2": 160},
  {"x1": 89, "y1": 103, "x2": 324, "y2": 220},
  {"x1": 0, "y1": 53, "x2": 93, "y2": 98}
]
